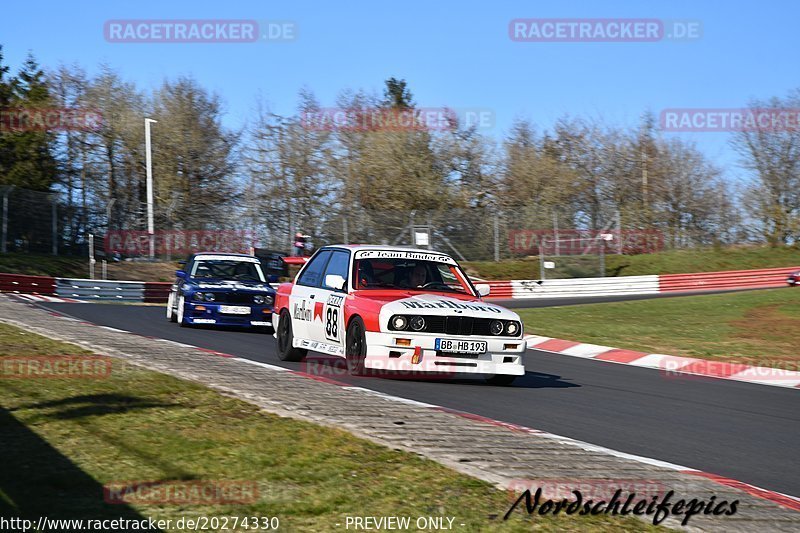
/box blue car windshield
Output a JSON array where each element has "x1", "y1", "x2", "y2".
[{"x1": 190, "y1": 260, "x2": 266, "y2": 282}]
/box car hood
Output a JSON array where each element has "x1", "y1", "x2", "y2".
[
  {"x1": 187, "y1": 280, "x2": 274, "y2": 293},
  {"x1": 376, "y1": 293, "x2": 519, "y2": 322}
]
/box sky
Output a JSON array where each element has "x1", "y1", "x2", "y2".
[{"x1": 3, "y1": 0, "x2": 799, "y2": 185}]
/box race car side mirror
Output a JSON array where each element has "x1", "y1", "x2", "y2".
[
  {"x1": 475, "y1": 284, "x2": 491, "y2": 297},
  {"x1": 175, "y1": 270, "x2": 187, "y2": 279},
  {"x1": 325, "y1": 274, "x2": 346, "y2": 291}
]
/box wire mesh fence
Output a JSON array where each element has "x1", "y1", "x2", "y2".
[{"x1": 1, "y1": 185, "x2": 716, "y2": 279}]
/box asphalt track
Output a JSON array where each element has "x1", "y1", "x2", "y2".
[{"x1": 36, "y1": 300, "x2": 800, "y2": 499}]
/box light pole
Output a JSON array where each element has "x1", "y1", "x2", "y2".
[{"x1": 145, "y1": 118, "x2": 158, "y2": 260}]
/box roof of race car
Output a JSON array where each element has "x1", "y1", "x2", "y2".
[
  {"x1": 322, "y1": 244, "x2": 450, "y2": 255},
  {"x1": 190, "y1": 252, "x2": 260, "y2": 262}
]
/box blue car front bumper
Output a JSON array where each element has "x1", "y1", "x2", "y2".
[{"x1": 184, "y1": 301, "x2": 273, "y2": 327}]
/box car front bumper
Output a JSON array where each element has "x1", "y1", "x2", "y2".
[
  {"x1": 362, "y1": 331, "x2": 526, "y2": 375},
  {"x1": 185, "y1": 301, "x2": 273, "y2": 327}
]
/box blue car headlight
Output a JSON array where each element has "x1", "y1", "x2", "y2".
[
  {"x1": 193, "y1": 292, "x2": 204, "y2": 301},
  {"x1": 254, "y1": 294, "x2": 274, "y2": 306}
]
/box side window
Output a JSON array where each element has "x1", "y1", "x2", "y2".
[
  {"x1": 297, "y1": 251, "x2": 332, "y2": 287},
  {"x1": 322, "y1": 251, "x2": 351, "y2": 291}
]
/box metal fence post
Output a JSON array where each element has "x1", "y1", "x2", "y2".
[
  {"x1": 1, "y1": 186, "x2": 14, "y2": 253},
  {"x1": 493, "y1": 214, "x2": 500, "y2": 262},
  {"x1": 599, "y1": 240, "x2": 606, "y2": 277},
  {"x1": 52, "y1": 198, "x2": 58, "y2": 255},
  {"x1": 88, "y1": 233, "x2": 95, "y2": 279}
]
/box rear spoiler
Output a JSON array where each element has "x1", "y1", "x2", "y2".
[{"x1": 282, "y1": 256, "x2": 309, "y2": 266}]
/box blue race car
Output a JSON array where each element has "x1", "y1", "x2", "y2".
[{"x1": 166, "y1": 252, "x2": 276, "y2": 329}]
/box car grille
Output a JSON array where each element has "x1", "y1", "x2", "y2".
[
  {"x1": 207, "y1": 293, "x2": 256, "y2": 304},
  {"x1": 422, "y1": 316, "x2": 494, "y2": 336}
]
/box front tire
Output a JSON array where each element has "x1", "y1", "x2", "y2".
[
  {"x1": 166, "y1": 292, "x2": 177, "y2": 322},
  {"x1": 485, "y1": 374, "x2": 516, "y2": 386},
  {"x1": 276, "y1": 309, "x2": 307, "y2": 361},
  {"x1": 345, "y1": 317, "x2": 368, "y2": 376},
  {"x1": 177, "y1": 295, "x2": 189, "y2": 327}
]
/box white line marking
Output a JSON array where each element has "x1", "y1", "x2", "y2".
[
  {"x1": 234, "y1": 357, "x2": 290, "y2": 372},
  {"x1": 341, "y1": 386, "x2": 438, "y2": 408}
]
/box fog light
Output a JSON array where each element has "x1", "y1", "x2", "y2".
[
  {"x1": 396, "y1": 338, "x2": 412, "y2": 346},
  {"x1": 504, "y1": 343, "x2": 519, "y2": 350},
  {"x1": 195, "y1": 305, "x2": 207, "y2": 311}
]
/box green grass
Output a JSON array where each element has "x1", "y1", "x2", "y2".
[
  {"x1": 0, "y1": 252, "x2": 89, "y2": 277},
  {"x1": 0, "y1": 323, "x2": 657, "y2": 532},
  {"x1": 518, "y1": 288, "x2": 800, "y2": 367},
  {"x1": 464, "y1": 244, "x2": 800, "y2": 280}
]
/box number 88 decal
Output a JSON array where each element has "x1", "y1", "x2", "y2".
[{"x1": 326, "y1": 306, "x2": 339, "y2": 340}]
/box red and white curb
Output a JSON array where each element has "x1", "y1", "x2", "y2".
[
  {"x1": 9, "y1": 300, "x2": 800, "y2": 514},
  {"x1": 525, "y1": 334, "x2": 800, "y2": 389},
  {"x1": 14, "y1": 294, "x2": 84, "y2": 303}
]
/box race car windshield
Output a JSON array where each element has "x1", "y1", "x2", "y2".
[
  {"x1": 191, "y1": 260, "x2": 266, "y2": 282},
  {"x1": 353, "y1": 258, "x2": 471, "y2": 294}
]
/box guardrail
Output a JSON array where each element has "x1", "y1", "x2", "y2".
[
  {"x1": 144, "y1": 282, "x2": 172, "y2": 303},
  {"x1": 55, "y1": 278, "x2": 146, "y2": 301},
  {"x1": 659, "y1": 267, "x2": 799, "y2": 293},
  {"x1": 0, "y1": 265, "x2": 796, "y2": 303},
  {"x1": 0, "y1": 273, "x2": 57, "y2": 295},
  {"x1": 506, "y1": 275, "x2": 659, "y2": 299}
]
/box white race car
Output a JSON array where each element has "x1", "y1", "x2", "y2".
[{"x1": 272, "y1": 245, "x2": 526, "y2": 385}]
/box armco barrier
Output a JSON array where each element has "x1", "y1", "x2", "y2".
[
  {"x1": 659, "y1": 267, "x2": 800, "y2": 293},
  {"x1": 508, "y1": 275, "x2": 659, "y2": 299},
  {"x1": 485, "y1": 281, "x2": 513, "y2": 298},
  {"x1": 144, "y1": 282, "x2": 172, "y2": 303},
  {"x1": 55, "y1": 278, "x2": 146, "y2": 301},
  {"x1": 0, "y1": 273, "x2": 57, "y2": 295}
]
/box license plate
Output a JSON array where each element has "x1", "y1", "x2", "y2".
[
  {"x1": 219, "y1": 305, "x2": 250, "y2": 315},
  {"x1": 435, "y1": 338, "x2": 487, "y2": 354}
]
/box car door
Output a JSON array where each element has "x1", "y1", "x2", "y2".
[
  {"x1": 309, "y1": 249, "x2": 351, "y2": 348},
  {"x1": 290, "y1": 250, "x2": 332, "y2": 342}
]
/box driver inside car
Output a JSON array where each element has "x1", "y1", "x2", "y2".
[{"x1": 408, "y1": 263, "x2": 428, "y2": 288}]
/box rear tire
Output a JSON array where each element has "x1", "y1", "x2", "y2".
[
  {"x1": 485, "y1": 374, "x2": 516, "y2": 386},
  {"x1": 345, "y1": 317, "x2": 368, "y2": 376},
  {"x1": 276, "y1": 309, "x2": 307, "y2": 361}
]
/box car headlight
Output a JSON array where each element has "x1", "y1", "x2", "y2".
[
  {"x1": 409, "y1": 315, "x2": 426, "y2": 331},
  {"x1": 193, "y1": 292, "x2": 204, "y2": 301},
  {"x1": 204, "y1": 292, "x2": 215, "y2": 302},
  {"x1": 490, "y1": 320, "x2": 504, "y2": 335},
  {"x1": 506, "y1": 321, "x2": 520, "y2": 336},
  {"x1": 391, "y1": 315, "x2": 408, "y2": 330},
  {"x1": 253, "y1": 295, "x2": 264, "y2": 305}
]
